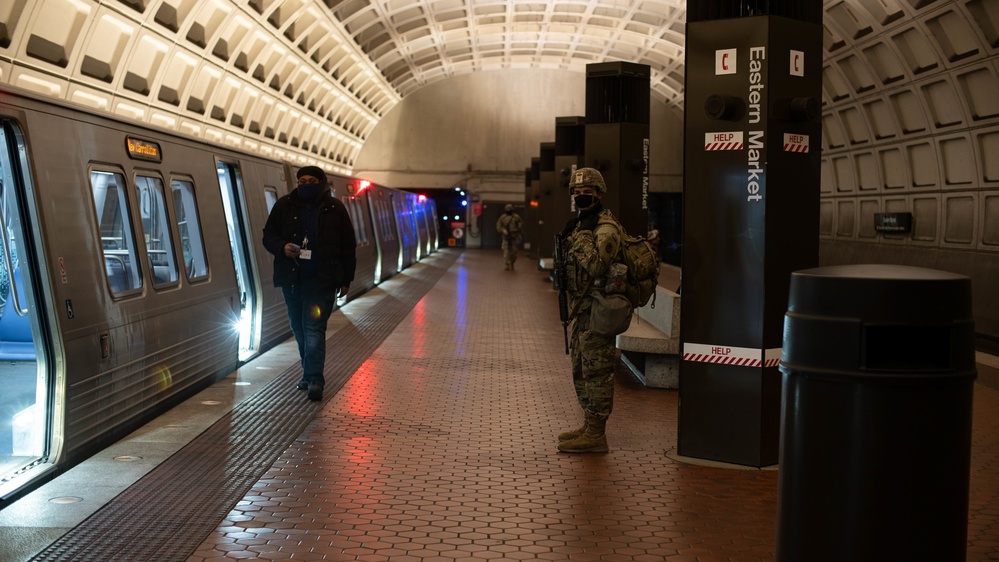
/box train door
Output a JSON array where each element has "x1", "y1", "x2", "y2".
[
  {"x1": 216, "y1": 161, "x2": 261, "y2": 361},
  {"x1": 0, "y1": 121, "x2": 51, "y2": 493},
  {"x1": 393, "y1": 194, "x2": 416, "y2": 269}
]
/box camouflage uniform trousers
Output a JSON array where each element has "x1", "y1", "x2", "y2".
[
  {"x1": 568, "y1": 303, "x2": 615, "y2": 420},
  {"x1": 501, "y1": 234, "x2": 521, "y2": 267}
]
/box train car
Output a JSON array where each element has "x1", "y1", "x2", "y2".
[
  {"x1": 415, "y1": 193, "x2": 440, "y2": 257},
  {"x1": 394, "y1": 191, "x2": 420, "y2": 269},
  {"x1": 364, "y1": 183, "x2": 403, "y2": 282},
  {"x1": 328, "y1": 175, "x2": 372, "y2": 302},
  {"x1": 0, "y1": 86, "x2": 436, "y2": 505}
]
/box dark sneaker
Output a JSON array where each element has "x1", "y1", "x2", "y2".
[
  {"x1": 307, "y1": 381, "x2": 324, "y2": 401},
  {"x1": 296, "y1": 380, "x2": 309, "y2": 391}
]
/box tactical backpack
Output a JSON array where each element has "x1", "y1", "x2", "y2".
[{"x1": 598, "y1": 216, "x2": 661, "y2": 309}]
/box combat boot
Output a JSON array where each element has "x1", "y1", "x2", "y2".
[
  {"x1": 558, "y1": 418, "x2": 588, "y2": 442},
  {"x1": 557, "y1": 416, "x2": 608, "y2": 453}
]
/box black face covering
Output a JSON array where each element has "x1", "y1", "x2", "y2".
[
  {"x1": 574, "y1": 194, "x2": 596, "y2": 210},
  {"x1": 505, "y1": 210, "x2": 513, "y2": 215},
  {"x1": 298, "y1": 183, "x2": 322, "y2": 201}
]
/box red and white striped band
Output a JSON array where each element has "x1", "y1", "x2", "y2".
[{"x1": 682, "y1": 343, "x2": 782, "y2": 368}]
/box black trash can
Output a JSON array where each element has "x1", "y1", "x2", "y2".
[{"x1": 776, "y1": 264, "x2": 976, "y2": 562}]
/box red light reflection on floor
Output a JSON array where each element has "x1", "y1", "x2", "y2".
[
  {"x1": 344, "y1": 361, "x2": 383, "y2": 418},
  {"x1": 410, "y1": 298, "x2": 428, "y2": 358}
]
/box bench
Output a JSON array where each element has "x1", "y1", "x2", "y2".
[{"x1": 616, "y1": 265, "x2": 681, "y2": 389}]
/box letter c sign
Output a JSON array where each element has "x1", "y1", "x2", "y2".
[
  {"x1": 790, "y1": 50, "x2": 805, "y2": 77},
  {"x1": 716, "y1": 49, "x2": 737, "y2": 75}
]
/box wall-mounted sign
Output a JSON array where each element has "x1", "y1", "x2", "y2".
[
  {"x1": 875, "y1": 212, "x2": 913, "y2": 234},
  {"x1": 705, "y1": 131, "x2": 743, "y2": 150}
]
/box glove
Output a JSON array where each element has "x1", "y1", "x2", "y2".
[
  {"x1": 578, "y1": 212, "x2": 600, "y2": 231},
  {"x1": 559, "y1": 217, "x2": 579, "y2": 239}
]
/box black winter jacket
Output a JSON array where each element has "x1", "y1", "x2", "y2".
[{"x1": 262, "y1": 188, "x2": 357, "y2": 291}]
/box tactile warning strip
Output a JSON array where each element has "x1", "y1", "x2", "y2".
[{"x1": 30, "y1": 252, "x2": 458, "y2": 562}]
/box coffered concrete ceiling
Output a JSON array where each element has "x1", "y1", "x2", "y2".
[{"x1": 1, "y1": 1, "x2": 997, "y2": 175}]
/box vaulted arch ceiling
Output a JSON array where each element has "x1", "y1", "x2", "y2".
[
  {"x1": 331, "y1": 0, "x2": 685, "y2": 103},
  {"x1": 1, "y1": 1, "x2": 997, "y2": 176}
]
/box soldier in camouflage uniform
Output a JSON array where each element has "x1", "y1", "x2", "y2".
[
  {"x1": 557, "y1": 168, "x2": 623, "y2": 453},
  {"x1": 496, "y1": 203, "x2": 523, "y2": 270}
]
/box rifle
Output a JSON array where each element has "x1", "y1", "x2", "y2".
[{"x1": 553, "y1": 234, "x2": 570, "y2": 354}]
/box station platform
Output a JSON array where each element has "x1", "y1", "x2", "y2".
[{"x1": 1, "y1": 248, "x2": 997, "y2": 561}]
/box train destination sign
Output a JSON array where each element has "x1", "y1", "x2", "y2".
[{"x1": 126, "y1": 137, "x2": 162, "y2": 162}]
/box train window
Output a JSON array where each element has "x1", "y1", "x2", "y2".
[
  {"x1": 171, "y1": 179, "x2": 209, "y2": 281},
  {"x1": 90, "y1": 170, "x2": 143, "y2": 295},
  {"x1": 264, "y1": 187, "x2": 277, "y2": 213},
  {"x1": 378, "y1": 199, "x2": 395, "y2": 241},
  {"x1": 357, "y1": 200, "x2": 369, "y2": 245},
  {"x1": 135, "y1": 175, "x2": 179, "y2": 287},
  {"x1": 348, "y1": 198, "x2": 368, "y2": 245}
]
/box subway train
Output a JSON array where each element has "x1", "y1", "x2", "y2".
[{"x1": 0, "y1": 85, "x2": 438, "y2": 505}]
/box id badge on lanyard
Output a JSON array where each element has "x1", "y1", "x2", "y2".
[{"x1": 299, "y1": 236, "x2": 313, "y2": 260}]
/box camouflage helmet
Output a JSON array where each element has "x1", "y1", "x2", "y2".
[
  {"x1": 504, "y1": 203, "x2": 514, "y2": 212},
  {"x1": 568, "y1": 167, "x2": 607, "y2": 194}
]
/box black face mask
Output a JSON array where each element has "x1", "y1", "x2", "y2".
[
  {"x1": 298, "y1": 183, "x2": 322, "y2": 200},
  {"x1": 574, "y1": 194, "x2": 596, "y2": 210},
  {"x1": 505, "y1": 210, "x2": 513, "y2": 215}
]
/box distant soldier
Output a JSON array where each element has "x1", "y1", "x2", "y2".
[
  {"x1": 496, "y1": 203, "x2": 523, "y2": 271},
  {"x1": 556, "y1": 168, "x2": 623, "y2": 453}
]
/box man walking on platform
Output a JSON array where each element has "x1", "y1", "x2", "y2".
[
  {"x1": 556, "y1": 168, "x2": 623, "y2": 453},
  {"x1": 263, "y1": 166, "x2": 356, "y2": 401}
]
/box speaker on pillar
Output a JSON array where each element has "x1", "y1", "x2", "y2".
[
  {"x1": 545, "y1": 116, "x2": 587, "y2": 264},
  {"x1": 679, "y1": 1, "x2": 823, "y2": 467},
  {"x1": 584, "y1": 62, "x2": 651, "y2": 237},
  {"x1": 537, "y1": 142, "x2": 557, "y2": 265}
]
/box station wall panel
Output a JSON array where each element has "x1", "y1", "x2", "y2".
[
  {"x1": 912, "y1": 195, "x2": 940, "y2": 243},
  {"x1": 122, "y1": 32, "x2": 170, "y2": 97},
  {"x1": 920, "y1": 77, "x2": 964, "y2": 128},
  {"x1": 820, "y1": 158, "x2": 835, "y2": 194},
  {"x1": 862, "y1": 41, "x2": 907, "y2": 85},
  {"x1": 79, "y1": 12, "x2": 134, "y2": 84},
  {"x1": 891, "y1": 25, "x2": 941, "y2": 75},
  {"x1": 819, "y1": 200, "x2": 834, "y2": 237},
  {"x1": 925, "y1": 8, "x2": 982, "y2": 64},
  {"x1": 976, "y1": 128, "x2": 999, "y2": 183},
  {"x1": 836, "y1": 200, "x2": 856, "y2": 238},
  {"x1": 823, "y1": 65, "x2": 853, "y2": 103},
  {"x1": 863, "y1": 97, "x2": 899, "y2": 139},
  {"x1": 858, "y1": 198, "x2": 879, "y2": 238},
  {"x1": 984, "y1": 195, "x2": 999, "y2": 247},
  {"x1": 905, "y1": 141, "x2": 939, "y2": 187},
  {"x1": 889, "y1": 88, "x2": 928, "y2": 134},
  {"x1": 965, "y1": 0, "x2": 999, "y2": 48},
  {"x1": 855, "y1": 152, "x2": 880, "y2": 191},
  {"x1": 937, "y1": 134, "x2": 975, "y2": 187},
  {"x1": 833, "y1": 156, "x2": 856, "y2": 193},
  {"x1": 837, "y1": 53, "x2": 878, "y2": 93},
  {"x1": 878, "y1": 147, "x2": 907, "y2": 189},
  {"x1": 840, "y1": 106, "x2": 872, "y2": 145},
  {"x1": 823, "y1": 113, "x2": 848, "y2": 150},
  {"x1": 883, "y1": 197, "x2": 909, "y2": 242},
  {"x1": 157, "y1": 49, "x2": 197, "y2": 107},
  {"x1": 943, "y1": 193, "x2": 977, "y2": 245}
]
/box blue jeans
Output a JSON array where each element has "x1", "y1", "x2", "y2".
[{"x1": 282, "y1": 278, "x2": 336, "y2": 386}]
